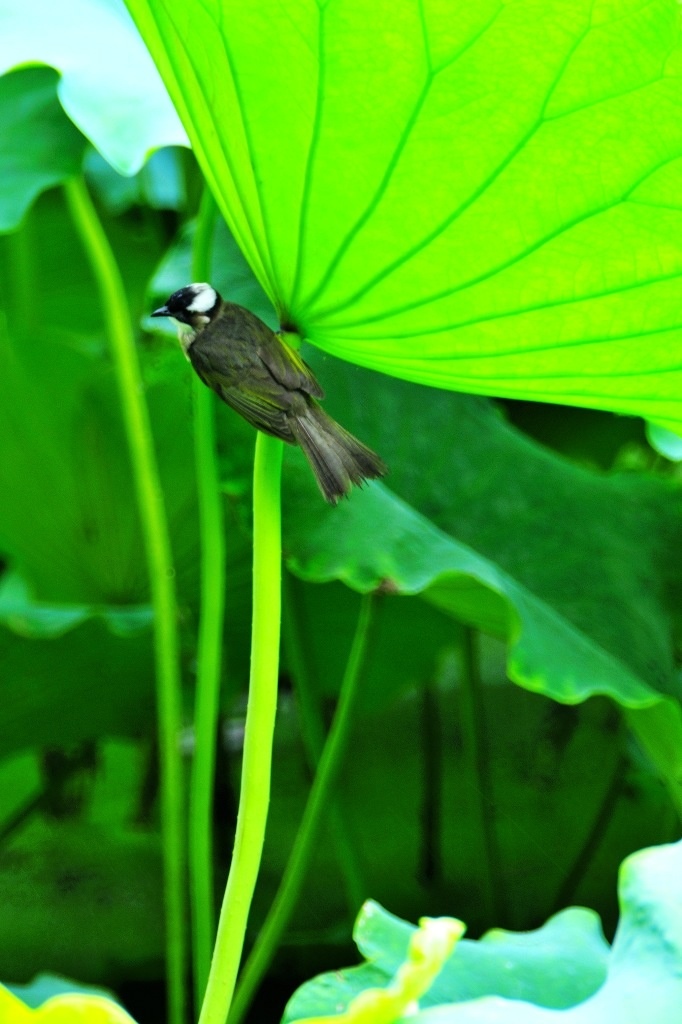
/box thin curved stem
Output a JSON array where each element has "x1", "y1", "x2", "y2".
[
  {"x1": 228, "y1": 592, "x2": 378, "y2": 1024},
  {"x1": 189, "y1": 188, "x2": 225, "y2": 1013},
  {"x1": 64, "y1": 175, "x2": 186, "y2": 1024},
  {"x1": 198, "y1": 431, "x2": 283, "y2": 1024}
]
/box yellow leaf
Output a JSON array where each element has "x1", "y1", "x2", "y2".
[{"x1": 0, "y1": 986, "x2": 136, "y2": 1024}]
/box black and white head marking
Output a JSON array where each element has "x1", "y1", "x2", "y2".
[
  {"x1": 185, "y1": 283, "x2": 219, "y2": 317},
  {"x1": 152, "y1": 282, "x2": 222, "y2": 332}
]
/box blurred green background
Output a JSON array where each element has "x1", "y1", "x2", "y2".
[{"x1": 2, "y1": 5, "x2": 682, "y2": 1022}]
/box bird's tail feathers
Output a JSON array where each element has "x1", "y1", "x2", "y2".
[{"x1": 290, "y1": 404, "x2": 387, "y2": 504}]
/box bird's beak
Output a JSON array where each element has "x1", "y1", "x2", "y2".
[{"x1": 151, "y1": 305, "x2": 170, "y2": 318}]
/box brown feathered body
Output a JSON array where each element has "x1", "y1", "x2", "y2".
[{"x1": 184, "y1": 299, "x2": 387, "y2": 503}]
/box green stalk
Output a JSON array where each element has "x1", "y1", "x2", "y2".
[
  {"x1": 189, "y1": 189, "x2": 225, "y2": 1012},
  {"x1": 198, "y1": 431, "x2": 283, "y2": 1024},
  {"x1": 63, "y1": 176, "x2": 186, "y2": 1024},
  {"x1": 229, "y1": 592, "x2": 378, "y2": 1024}
]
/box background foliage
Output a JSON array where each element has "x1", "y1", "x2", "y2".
[{"x1": 1, "y1": 1, "x2": 682, "y2": 1022}]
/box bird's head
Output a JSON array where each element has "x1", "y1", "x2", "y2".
[{"x1": 151, "y1": 283, "x2": 222, "y2": 331}]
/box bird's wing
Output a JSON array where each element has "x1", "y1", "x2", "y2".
[
  {"x1": 189, "y1": 343, "x2": 293, "y2": 438},
  {"x1": 257, "y1": 332, "x2": 325, "y2": 399},
  {"x1": 216, "y1": 384, "x2": 292, "y2": 438}
]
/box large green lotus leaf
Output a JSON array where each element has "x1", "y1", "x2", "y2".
[
  {"x1": 282, "y1": 841, "x2": 682, "y2": 1023},
  {"x1": 0, "y1": 189, "x2": 199, "y2": 605},
  {"x1": 0, "y1": 321, "x2": 198, "y2": 604},
  {"x1": 275, "y1": 352, "x2": 682, "y2": 709},
  {"x1": 0, "y1": 571, "x2": 152, "y2": 639},
  {"x1": 0, "y1": 572, "x2": 156, "y2": 755},
  {"x1": 0, "y1": 814, "x2": 162, "y2": 983},
  {"x1": 126, "y1": 0, "x2": 682, "y2": 426},
  {"x1": 0, "y1": 67, "x2": 86, "y2": 233},
  {"x1": 1, "y1": 187, "x2": 168, "y2": 343},
  {"x1": 0, "y1": 0, "x2": 186, "y2": 175},
  {"x1": 0, "y1": 590, "x2": 155, "y2": 760}
]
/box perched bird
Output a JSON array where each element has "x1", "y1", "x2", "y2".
[{"x1": 151, "y1": 283, "x2": 387, "y2": 503}]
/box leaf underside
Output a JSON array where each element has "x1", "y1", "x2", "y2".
[{"x1": 125, "y1": 0, "x2": 682, "y2": 427}]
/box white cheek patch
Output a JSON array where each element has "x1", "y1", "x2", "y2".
[{"x1": 187, "y1": 284, "x2": 217, "y2": 314}]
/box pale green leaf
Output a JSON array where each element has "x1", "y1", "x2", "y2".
[
  {"x1": 646, "y1": 421, "x2": 682, "y2": 461},
  {"x1": 284, "y1": 902, "x2": 608, "y2": 1021},
  {"x1": 284, "y1": 841, "x2": 682, "y2": 1024},
  {"x1": 0, "y1": 0, "x2": 187, "y2": 175},
  {"x1": 5, "y1": 976, "x2": 116, "y2": 1011}
]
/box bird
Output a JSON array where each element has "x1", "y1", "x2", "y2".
[{"x1": 151, "y1": 283, "x2": 387, "y2": 503}]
